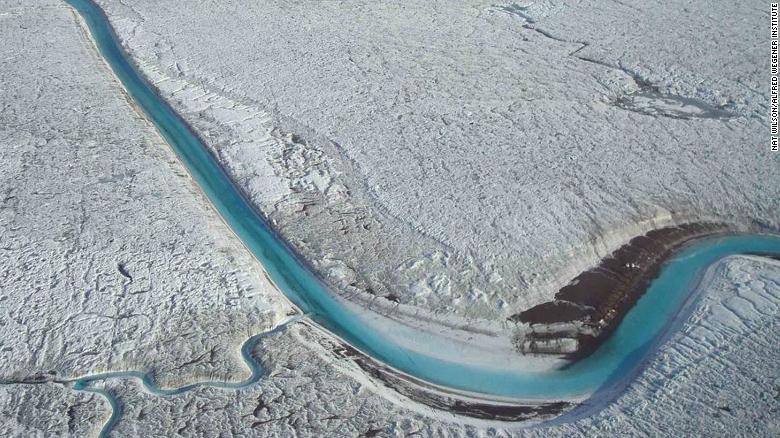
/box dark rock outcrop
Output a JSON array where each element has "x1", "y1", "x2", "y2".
[{"x1": 510, "y1": 222, "x2": 729, "y2": 360}]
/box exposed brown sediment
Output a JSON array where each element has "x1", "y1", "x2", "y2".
[
  {"x1": 332, "y1": 343, "x2": 571, "y2": 421},
  {"x1": 308, "y1": 222, "x2": 742, "y2": 420},
  {"x1": 305, "y1": 326, "x2": 571, "y2": 422},
  {"x1": 509, "y1": 222, "x2": 730, "y2": 361}
]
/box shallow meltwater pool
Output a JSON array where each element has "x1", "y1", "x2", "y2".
[{"x1": 65, "y1": 0, "x2": 780, "y2": 404}]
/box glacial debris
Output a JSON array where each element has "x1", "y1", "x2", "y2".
[{"x1": 510, "y1": 222, "x2": 730, "y2": 360}]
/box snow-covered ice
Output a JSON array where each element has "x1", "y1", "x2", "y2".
[
  {"x1": 91, "y1": 0, "x2": 779, "y2": 328},
  {"x1": 0, "y1": 0, "x2": 289, "y2": 397},
  {"x1": 2, "y1": 0, "x2": 779, "y2": 436}
]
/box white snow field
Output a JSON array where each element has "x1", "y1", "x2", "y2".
[
  {"x1": 0, "y1": 1, "x2": 291, "y2": 387},
  {"x1": 1, "y1": 0, "x2": 779, "y2": 436},
  {"x1": 91, "y1": 0, "x2": 779, "y2": 330}
]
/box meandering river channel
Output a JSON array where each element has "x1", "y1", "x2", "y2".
[{"x1": 64, "y1": 0, "x2": 780, "y2": 431}]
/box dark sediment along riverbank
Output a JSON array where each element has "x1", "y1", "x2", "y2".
[
  {"x1": 510, "y1": 222, "x2": 730, "y2": 361},
  {"x1": 65, "y1": 0, "x2": 780, "y2": 425},
  {"x1": 302, "y1": 323, "x2": 573, "y2": 422}
]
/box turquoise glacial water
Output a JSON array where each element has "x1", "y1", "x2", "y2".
[
  {"x1": 65, "y1": 0, "x2": 780, "y2": 405},
  {"x1": 71, "y1": 317, "x2": 298, "y2": 438}
]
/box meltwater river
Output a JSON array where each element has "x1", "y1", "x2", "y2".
[{"x1": 65, "y1": 0, "x2": 780, "y2": 404}]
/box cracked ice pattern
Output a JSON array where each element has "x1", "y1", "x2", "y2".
[
  {"x1": 0, "y1": 2, "x2": 287, "y2": 387},
  {"x1": 24, "y1": 257, "x2": 779, "y2": 437},
  {"x1": 41, "y1": 257, "x2": 780, "y2": 437},
  {"x1": 2, "y1": 1, "x2": 779, "y2": 436},
  {"x1": 93, "y1": 0, "x2": 779, "y2": 327},
  {"x1": 0, "y1": 383, "x2": 107, "y2": 437}
]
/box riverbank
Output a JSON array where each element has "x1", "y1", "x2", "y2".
[
  {"x1": 93, "y1": 0, "x2": 780, "y2": 329},
  {"x1": 3, "y1": 1, "x2": 780, "y2": 435},
  {"x1": 67, "y1": 0, "x2": 780, "y2": 410},
  {"x1": 513, "y1": 222, "x2": 732, "y2": 359}
]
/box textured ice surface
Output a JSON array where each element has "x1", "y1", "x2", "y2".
[
  {"x1": 7, "y1": 256, "x2": 775, "y2": 436},
  {"x1": 0, "y1": 383, "x2": 107, "y2": 437},
  {"x1": 0, "y1": 2, "x2": 288, "y2": 387},
  {"x1": 92, "y1": 0, "x2": 779, "y2": 326},
  {"x1": 2, "y1": 1, "x2": 780, "y2": 436}
]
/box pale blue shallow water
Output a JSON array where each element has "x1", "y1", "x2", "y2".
[
  {"x1": 65, "y1": 0, "x2": 780, "y2": 404},
  {"x1": 71, "y1": 324, "x2": 285, "y2": 437}
]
